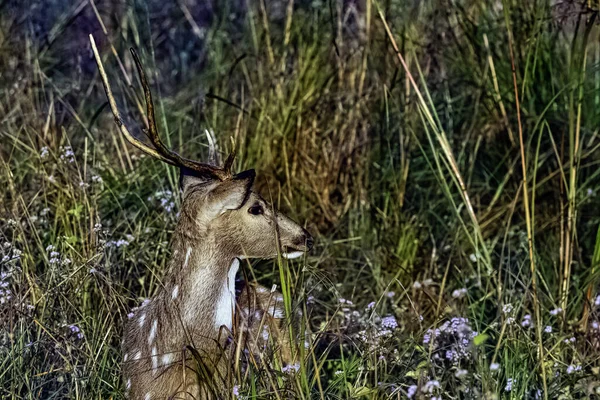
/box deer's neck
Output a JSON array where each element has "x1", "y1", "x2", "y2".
[{"x1": 162, "y1": 224, "x2": 239, "y2": 336}]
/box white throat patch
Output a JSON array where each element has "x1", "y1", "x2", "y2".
[{"x1": 214, "y1": 258, "x2": 239, "y2": 330}]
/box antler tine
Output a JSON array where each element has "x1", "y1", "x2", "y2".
[
  {"x1": 129, "y1": 49, "x2": 227, "y2": 180},
  {"x1": 90, "y1": 34, "x2": 175, "y2": 166},
  {"x1": 205, "y1": 129, "x2": 220, "y2": 165}
]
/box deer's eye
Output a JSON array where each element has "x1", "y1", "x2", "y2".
[{"x1": 248, "y1": 204, "x2": 264, "y2": 215}]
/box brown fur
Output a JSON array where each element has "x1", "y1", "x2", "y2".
[{"x1": 122, "y1": 174, "x2": 312, "y2": 400}]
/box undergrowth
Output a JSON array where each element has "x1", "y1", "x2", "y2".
[{"x1": 1, "y1": 0, "x2": 600, "y2": 399}]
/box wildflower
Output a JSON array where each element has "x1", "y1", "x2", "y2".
[
  {"x1": 506, "y1": 317, "x2": 515, "y2": 325},
  {"x1": 564, "y1": 337, "x2": 575, "y2": 344},
  {"x1": 455, "y1": 369, "x2": 468, "y2": 378},
  {"x1": 544, "y1": 325, "x2": 552, "y2": 333},
  {"x1": 452, "y1": 288, "x2": 467, "y2": 298},
  {"x1": 281, "y1": 363, "x2": 300, "y2": 374},
  {"x1": 40, "y1": 146, "x2": 49, "y2": 158},
  {"x1": 91, "y1": 175, "x2": 103, "y2": 184},
  {"x1": 339, "y1": 298, "x2": 353, "y2": 305},
  {"x1": 385, "y1": 291, "x2": 395, "y2": 298},
  {"x1": 60, "y1": 146, "x2": 75, "y2": 163},
  {"x1": 334, "y1": 370, "x2": 343, "y2": 375},
  {"x1": 79, "y1": 181, "x2": 90, "y2": 189},
  {"x1": 232, "y1": 385, "x2": 240, "y2": 397},
  {"x1": 93, "y1": 223, "x2": 102, "y2": 232},
  {"x1": 68, "y1": 324, "x2": 84, "y2": 339},
  {"x1": 566, "y1": 365, "x2": 581, "y2": 374},
  {"x1": 89, "y1": 268, "x2": 97, "y2": 274},
  {"x1": 412, "y1": 281, "x2": 422, "y2": 289},
  {"x1": 592, "y1": 321, "x2": 599, "y2": 330},
  {"x1": 549, "y1": 308, "x2": 563, "y2": 316},
  {"x1": 367, "y1": 301, "x2": 376, "y2": 309},
  {"x1": 423, "y1": 380, "x2": 440, "y2": 393},
  {"x1": 423, "y1": 279, "x2": 434, "y2": 286},
  {"x1": 423, "y1": 331, "x2": 432, "y2": 344},
  {"x1": 595, "y1": 295, "x2": 600, "y2": 306},
  {"x1": 381, "y1": 316, "x2": 398, "y2": 329},
  {"x1": 521, "y1": 314, "x2": 532, "y2": 328},
  {"x1": 505, "y1": 378, "x2": 515, "y2": 392},
  {"x1": 407, "y1": 385, "x2": 418, "y2": 398},
  {"x1": 469, "y1": 253, "x2": 477, "y2": 262},
  {"x1": 490, "y1": 363, "x2": 500, "y2": 371},
  {"x1": 502, "y1": 304, "x2": 513, "y2": 314},
  {"x1": 46, "y1": 245, "x2": 55, "y2": 252},
  {"x1": 47, "y1": 175, "x2": 56, "y2": 183},
  {"x1": 127, "y1": 312, "x2": 134, "y2": 319}
]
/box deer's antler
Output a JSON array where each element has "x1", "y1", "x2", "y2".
[{"x1": 89, "y1": 34, "x2": 234, "y2": 180}]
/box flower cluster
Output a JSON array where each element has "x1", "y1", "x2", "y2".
[
  {"x1": 59, "y1": 145, "x2": 75, "y2": 163},
  {"x1": 45, "y1": 245, "x2": 71, "y2": 266},
  {"x1": 148, "y1": 190, "x2": 176, "y2": 213},
  {"x1": 423, "y1": 317, "x2": 477, "y2": 365}
]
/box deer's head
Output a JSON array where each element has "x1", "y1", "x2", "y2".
[
  {"x1": 92, "y1": 44, "x2": 312, "y2": 260},
  {"x1": 180, "y1": 168, "x2": 312, "y2": 259}
]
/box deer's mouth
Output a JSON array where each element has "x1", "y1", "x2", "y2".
[{"x1": 282, "y1": 250, "x2": 305, "y2": 259}]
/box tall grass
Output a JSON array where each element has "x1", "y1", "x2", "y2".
[{"x1": 1, "y1": 0, "x2": 600, "y2": 398}]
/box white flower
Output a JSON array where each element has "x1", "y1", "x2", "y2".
[
  {"x1": 490, "y1": 362, "x2": 500, "y2": 371},
  {"x1": 40, "y1": 146, "x2": 49, "y2": 159},
  {"x1": 455, "y1": 369, "x2": 468, "y2": 378},
  {"x1": 544, "y1": 325, "x2": 552, "y2": 333},
  {"x1": 412, "y1": 281, "x2": 422, "y2": 289},
  {"x1": 505, "y1": 378, "x2": 515, "y2": 392},
  {"x1": 452, "y1": 288, "x2": 468, "y2": 298},
  {"x1": 502, "y1": 304, "x2": 513, "y2": 314},
  {"x1": 549, "y1": 308, "x2": 562, "y2": 316}
]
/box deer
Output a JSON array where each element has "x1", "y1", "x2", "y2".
[{"x1": 90, "y1": 36, "x2": 313, "y2": 399}]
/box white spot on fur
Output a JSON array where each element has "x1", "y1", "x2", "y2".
[
  {"x1": 126, "y1": 379, "x2": 131, "y2": 389},
  {"x1": 134, "y1": 350, "x2": 142, "y2": 360},
  {"x1": 172, "y1": 285, "x2": 179, "y2": 300},
  {"x1": 123, "y1": 353, "x2": 128, "y2": 362},
  {"x1": 257, "y1": 286, "x2": 267, "y2": 293},
  {"x1": 151, "y1": 346, "x2": 158, "y2": 374},
  {"x1": 282, "y1": 251, "x2": 304, "y2": 259},
  {"x1": 214, "y1": 259, "x2": 239, "y2": 330},
  {"x1": 161, "y1": 353, "x2": 173, "y2": 366},
  {"x1": 270, "y1": 307, "x2": 285, "y2": 319},
  {"x1": 139, "y1": 314, "x2": 146, "y2": 328},
  {"x1": 148, "y1": 319, "x2": 158, "y2": 344},
  {"x1": 144, "y1": 393, "x2": 151, "y2": 400},
  {"x1": 184, "y1": 247, "x2": 192, "y2": 268}
]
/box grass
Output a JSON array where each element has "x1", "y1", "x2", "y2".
[{"x1": 2, "y1": 0, "x2": 600, "y2": 398}]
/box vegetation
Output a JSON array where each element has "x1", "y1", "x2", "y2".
[{"x1": 1, "y1": 0, "x2": 600, "y2": 398}]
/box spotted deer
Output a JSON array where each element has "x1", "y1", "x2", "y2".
[{"x1": 90, "y1": 36, "x2": 313, "y2": 399}]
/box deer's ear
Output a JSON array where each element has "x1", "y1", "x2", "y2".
[
  {"x1": 179, "y1": 168, "x2": 214, "y2": 193},
  {"x1": 207, "y1": 169, "x2": 255, "y2": 213}
]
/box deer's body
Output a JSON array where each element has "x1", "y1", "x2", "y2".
[{"x1": 90, "y1": 37, "x2": 312, "y2": 400}]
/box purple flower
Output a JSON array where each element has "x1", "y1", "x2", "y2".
[
  {"x1": 381, "y1": 316, "x2": 398, "y2": 329},
  {"x1": 407, "y1": 385, "x2": 418, "y2": 398}
]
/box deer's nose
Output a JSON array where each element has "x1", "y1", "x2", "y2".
[{"x1": 303, "y1": 229, "x2": 314, "y2": 250}]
